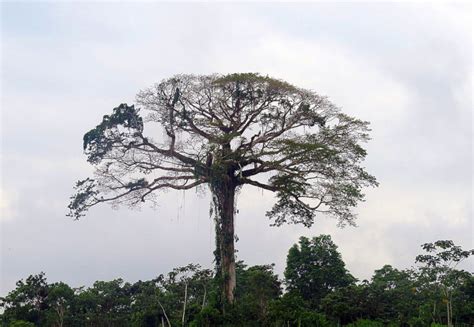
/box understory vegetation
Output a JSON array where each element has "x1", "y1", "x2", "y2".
[{"x1": 1, "y1": 236, "x2": 472, "y2": 327}]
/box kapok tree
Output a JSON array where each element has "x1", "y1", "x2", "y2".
[{"x1": 68, "y1": 73, "x2": 377, "y2": 304}]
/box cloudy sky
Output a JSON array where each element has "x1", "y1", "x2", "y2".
[{"x1": 1, "y1": 2, "x2": 472, "y2": 295}]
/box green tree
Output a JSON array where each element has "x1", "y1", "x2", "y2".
[
  {"x1": 284, "y1": 235, "x2": 355, "y2": 309},
  {"x1": 74, "y1": 279, "x2": 132, "y2": 326},
  {"x1": 129, "y1": 279, "x2": 163, "y2": 327},
  {"x1": 45, "y1": 282, "x2": 75, "y2": 327},
  {"x1": 453, "y1": 274, "x2": 474, "y2": 325},
  {"x1": 231, "y1": 263, "x2": 281, "y2": 324},
  {"x1": 269, "y1": 292, "x2": 330, "y2": 327},
  {"x1": 321, "y1": 284, "x2": 368, "y2": 325},
  {"x1": 155, "y1": 264, "x2": 213, "y2": 326},
  {"x1": 0, "y1": 273, "x2": 50, "y2": 325},
  {"x1": 415, "y1": 240, "x2": 474, "y2": 327},
  {"x1": 365, "y1": 265, "x2": 418, "y2": 325},
  {"x1": 67, "y1": 73, "x2": 377, "y2": 303}
]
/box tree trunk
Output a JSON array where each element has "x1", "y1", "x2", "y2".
[
  {"x1": 449, "y1": 295, "x2": 453, "y2": 327},
  {"x1": 446, "y1": 300, "x2": 450, "y2": 327},
  {"x1": 212, "y1": 173, "x2": 237, "y2": 305},
  {"x1": 182, "y1": 281, "x2": 188, "y2": 327},
  {"x1": 158, "y1": 299, "x2": 171, "y2": 327},
  {"x1": 201, "y1": 286, "x2": 207, "y2": 310},
  {"x1": 444, "y1": 287, "x2": 452, "y2": 327}
]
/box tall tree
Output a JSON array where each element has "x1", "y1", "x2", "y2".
[
  {"x1": 415, "y1": 240, "x2": 474, "y2": 327},
  {"x1": 0, "y1": 273, "x2": 50, "y2": 325},
  {"x1": 75, "y1": 279, "x2": 133, "y2": 326},
  {"x1": 46, "y1": 282, "x2": 75, "y2": 327},
  {"x1": 67, "y1": 73, "x2": 377, "y2": 304},
  {"x1": 365, "y1": 265, "x2": 417, "y2": 324}
]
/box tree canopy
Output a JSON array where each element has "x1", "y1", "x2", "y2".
[
  {"x1": 2, "y1": 237, "x2": 472, "y2": 327},
  {"x1": 68, "y1": 73, "x2": 376, "y2": 225}
]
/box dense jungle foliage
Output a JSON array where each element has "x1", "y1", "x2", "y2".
[{"x1": 1, "y1": 235, "x2": 472, "y2": 327}]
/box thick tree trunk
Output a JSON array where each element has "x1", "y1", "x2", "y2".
[
  {"x1": 213, "y1": 173, "x2": 237, "y2": 305},
  {"x1": 220, "y1": 183, "x2": 236, "y2": 304}
]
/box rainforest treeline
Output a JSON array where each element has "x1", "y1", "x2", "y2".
[{"x1": 1, "y1": 235, "x2": 473, "y2": 327}]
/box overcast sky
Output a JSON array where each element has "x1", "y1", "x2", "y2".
[{"x1": 1, "y1": 2, "x2": 472, "y2": 295}]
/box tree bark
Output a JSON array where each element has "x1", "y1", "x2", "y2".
[
  {"x1": 201, "y1": 286, "x2": 207, "y2": 310},
  {"x1": 213, "y1": 172, "x2": 237, "y2": 305},
  {"x1": 446, "y1": 300, "x2": 450, "y2": 327},
  {"x1": 182, "y1": 281, "x2": 188, "y2": 327},
  {"x1": 449, "y1": 295, "x2": 453, "y2": 327}
]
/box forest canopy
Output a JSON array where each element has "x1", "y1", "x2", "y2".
[{"x1": 2, "y1": 236, "x2": 472, "y2": 327}]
